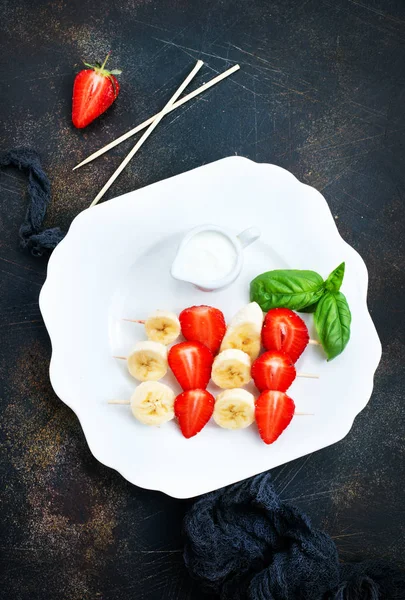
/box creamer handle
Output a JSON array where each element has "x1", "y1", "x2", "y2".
[{"x1": 237, "y1": 227, "x2": 261, "y2": 249}]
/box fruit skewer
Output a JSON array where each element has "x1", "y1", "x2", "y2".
[
  {"x1": 108, "y1": 398, "x2": 312, "y2": 416},
  {"x1": 113, "y1": 353, "x2": 318, "y2": 382},
  {"x1": 122, "y1": 306, "x2": 320, "y2": 346},
  {"x1": 108, "y1": 391, "x2": 312, "y2": 444}
]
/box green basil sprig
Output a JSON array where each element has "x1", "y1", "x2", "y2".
[
  {"x1": 250, "y1": 262, "x2": 351, "y2": 360},
  {"x1": 249, "y1": 270, "x2": 324, "y2": 312},
  {"x1": 299, "y1": 302, "x2": 318, "y2": 313},
  {"x1": 325, "y1": 262, "x2": 345, "y2": 292},
  {"x1": 314, "y1": 291, "x2": 351, "y2": 360}
]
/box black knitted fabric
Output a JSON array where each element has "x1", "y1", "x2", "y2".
[
  {"x1": 0, "y1": 148, "x2": 64, "y2": 256},
  {"x1": 184, "y1": 473, "x2": 405, "y2": 600}
]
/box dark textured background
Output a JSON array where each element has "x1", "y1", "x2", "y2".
[{"x1": 1, "y1": 0, "x2": 404, "y2": 598}]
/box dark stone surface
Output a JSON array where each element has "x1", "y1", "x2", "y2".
[{"x1": 0, "y1": 0, "x2": 404, "y2": 598}]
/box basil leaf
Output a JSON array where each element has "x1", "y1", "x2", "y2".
[
  {"x1": 250, "y1": 270, "x2": 325, "y2": 311},
  {"x1": 325, "y1": 262, "x2": 345, "y2": 292},
  {"x1": 298, "y1": 301, "x2": 319, "y2": 313},
  {"x1": 314, "y1": 291, "x2": 351, "y2": 360}
]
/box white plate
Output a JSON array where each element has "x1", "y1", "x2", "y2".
[{"x1": 39, "y1": 157, "x2": 381, "y2": 498}]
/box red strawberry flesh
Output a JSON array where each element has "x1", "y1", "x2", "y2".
[
  {"x1": 168, "y1": 341, "x2": 213, "y2": 391},
  {"x1": 262, "y1": 308, "x2": 309, "y2": 363},
  {"x1": 72, "y1": 54, "x2": 121, "y2": 128},
  {"x1": 251, "y1": 350, "x2": 296, "y2": 392},
  {"x1": 175, "y1": 389, "x2": 215, "y2": 438},
  {"x1": 255, "y1": 390, "x2": 295, "y2": 444},
  {"x1": 179, "y1": 305, "x2": 226, "y2": 354}
]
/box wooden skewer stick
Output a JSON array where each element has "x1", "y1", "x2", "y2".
[
  {"x1": 296, "y1": 372, "x2": 319, "y2": 379},
  {"x1": 308, "y1": 339, "x2": 320, "y2": 346},
  {"x1": 90, "y1": 60, "x2": 204, "y2": 207},
  {"x1": 108, "y1": 399, "x2": 130, "y2": 405},
  {"x1": 73, "y1": 64, "x2": 240, "y2": 171},
  {"x1": 123, "y1": 318, "x2": 146, "y2": 324},
  {"x1": 113, "y1": 355, "x2": 127, "y2": 360}
]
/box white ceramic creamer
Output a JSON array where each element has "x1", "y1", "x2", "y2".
[{"x1": 171, "y1": 225, "x2": 261, "y2": 291}]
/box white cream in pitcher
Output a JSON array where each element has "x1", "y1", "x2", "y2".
[
  {"x1": 171, "y1": 225, "x2": 260, "y2": 291},
  {"x1": 175, "y1": 229, "x2": 237, "y2": 283}
]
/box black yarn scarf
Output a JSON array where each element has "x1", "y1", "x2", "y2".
[
  {"x1": 0, "y1": 148, "x2": 64, "y2": 256},
  {"x1": 184, "y1": 473, "x2": 405, "y2": 600}
]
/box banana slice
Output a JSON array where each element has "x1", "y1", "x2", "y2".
[
  {"x1": 127, "y1": 341, "x2": 168, "y2": 381},
  {"x1": 220, "y1": 302, "x2": 264, "y2": 360},
  {"x1": 211, "y1": 349, "x2": 252, "y2": 389},
  {"x1": 144, "y1": 310, "x2": 181, "y2": 345},
  {"x1": 213, "y1": 388, "x2": 255, "y2": 429},
  {"x1": 130, "y1": 381, "x2": 175, "y2": 425}
]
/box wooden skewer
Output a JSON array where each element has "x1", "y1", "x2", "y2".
[
  {"x1": 123, "y1": 318, "x2": 146, "y2": 324},
  {"x1": 73, "y1": 64, "x2": 240, "y2": 171},
  {"x1": 108, "y1": 399, "x2": 130, "y2": 405},
  {"x1": 296, "y1": 372, "x2": 319, "y2": 379},
  {"x1": 90, "y1": 60, "x2": 204, "y2": 207},
  {"x1": 113, "y1": 355, "x2": 127, "y2": 360},
  {"x1": 308, "y1": 339, "x2": 320, "y2": 346}
]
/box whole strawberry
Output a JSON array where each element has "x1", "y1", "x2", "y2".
[{"x1": 72, "y1": 53, "x2": 122, "y2": 128}]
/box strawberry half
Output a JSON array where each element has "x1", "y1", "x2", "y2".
[
  {"x1": 179, "y1": 305, "x2": 226, "y2": 354},
  {"x1": 255, "y1": 390, "x2": 295, "y2": 444},
  {"x1": 175, "y1": 389, "x2": 215, "y2": 438},
  {"x1": 262, "y1": 308, "x2": 309, "y2": 363},
  {"x1": 168, "y1": 341, "x2": 213, "y2": 391},
  {"x1": 251, "y1": 350, "x2": 296, "y2": 392},
  {"x1": 72, "y1": 53, "x2": 122, "y2": 129}
]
